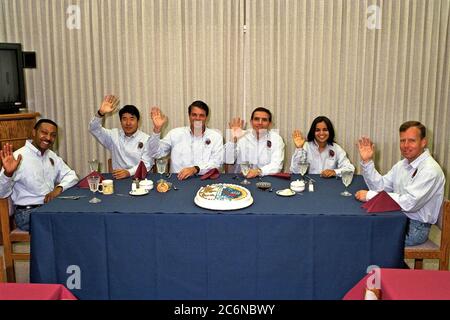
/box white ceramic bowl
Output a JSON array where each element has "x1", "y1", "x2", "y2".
[
  {"x1": 290, "y1": 180, "x2": 305, "y2": 192},
  {"x1": 139, "y1": 179, "x2": 154, "y2": 191}
]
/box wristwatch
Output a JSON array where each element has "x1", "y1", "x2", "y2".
[
  {"x1": 194, "y1": 166, "x2": 200, "y2": 174},
  {"x1": 97, "y1": 110, "x2": 105, "y2": 117}
]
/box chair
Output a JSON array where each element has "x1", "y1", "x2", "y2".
[
  {"x1": 404, "y1": 200, "x2": 450, "y2": 270},
  {"x1": 223, "y1": 164, "x2": 236, "y2": 174},
  {"x1": 0, "y1": 256, "x2": 5, "y2": 282},
  {"x1": 0, "y1": 198, "x2": 30, "y2": 282}
]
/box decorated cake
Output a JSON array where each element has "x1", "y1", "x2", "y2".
[{"x1": 194, "y1": 183, "x2": 253, "y2": 210}]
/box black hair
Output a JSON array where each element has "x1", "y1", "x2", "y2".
[
  {"x1": 188, "y1": 100, "x2": 209, "y2": 117},
  {"x1": 34, "y1": 119, "x2": 58, "y2": 130},
  {"x1": 251, "y1": 107, "x2": 272, "y2": 122},
  {"x1": 307, "y1": 116, "x2": 335, "y2": 145},
  {"x1": 399, "y1": 121, "x2": 426, "y2": 139},
  {"x1": 119, "y1": 105, "x2": 140, "y2": 121}
]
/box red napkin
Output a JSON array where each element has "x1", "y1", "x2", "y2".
[
  {"x1": 77, "y1": 171, "x2": 105, "y2": 188},
  {"x1": 269, "y1": 173, "x2": 291, "y2": 180},
  {"x1": 361, "y1": 191, "x2": 402, "y2": 213},
  {"x1": 134, "y1": 161, "x2": 148, "y2": 180},
  {"x1": 200, "y1": 168, "x2": 220, "y2": 180}
]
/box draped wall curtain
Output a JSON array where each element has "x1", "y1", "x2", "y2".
[
  {"x1": 0, "y1": 0, "x2": 244, "y2": 174},
  {"x1": 1, "y1": 0, "x2": 449, "y2": 196},
  {"x1": 246, "y1": 0, "x2": 450, "y2": 198}
]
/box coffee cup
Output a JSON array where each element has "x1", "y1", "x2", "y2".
[{"x1": 98, "y1": 179, "x2": 114, "y2": 195}]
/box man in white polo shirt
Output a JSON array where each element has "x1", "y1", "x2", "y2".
[
  {"x1": 0, "y1": 119, "x2": 79, "y2": 231},
  {"x1": 355, "y1": 121, "x2": 445, "y2": 246},
  {"x1": 89, "y1": 95, "x2": 156, "y2": 179},
  {"x1": 149, "y1": 101, "x2": 223, "y2": 180}
]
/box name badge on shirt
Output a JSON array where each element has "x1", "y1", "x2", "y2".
[
  {"x1": 138, "y1": 142, "x2": 143, "y2": 149},
  {"x1": 49, "y1": 158, "x2": 55, "y2": 166},
  {"x1": 329, "y1": 149, "x2": 335, "y2": 158}
]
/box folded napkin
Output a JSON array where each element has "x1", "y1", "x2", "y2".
[
  {"x1": 269, "y1": 173, "x2": 291, "y2": 180},
  {"x1": 134, "y1": 161, "x2": 148, "y2": 180},
  {"x1": 200, "y1": 168, "x2": 220, "y2": 180},
  {"x1": 77, "y1": 171, "x2": 105, "y2": 188},
  {"x1": 361, "y1": 191, "x2": 402, "y2": 213}
]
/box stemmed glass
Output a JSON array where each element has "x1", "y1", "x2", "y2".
[
  {"x1": 240, "y1": 161, "x2": 251, "y2": 185},
  {"x1": 341, "y1": 169, "x2": 354, "y2": 196},
  {"x1": 88, "y1": 159, "x2": 99, "y2": 172},
  {"x1": 156, "y1": 158, "x2": 168, "y2": 178},
  {"x1": 298, "y1": 160, "x2": 309, "y2": 181},
  {"x1": 87, "y1": 175, "x2": 101, "y2": 203}
]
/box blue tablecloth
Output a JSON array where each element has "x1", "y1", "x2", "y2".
[{"x1": 30, "y1": 174, "x2": 407, "y2": 300}]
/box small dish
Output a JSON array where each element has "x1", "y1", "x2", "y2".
[
  {"x1": 129, "y1": 189, "x2": 149, "y2": 196},
  {"x1": 276, "y1": 189, "x2": 296, "y2": 197},
  {"x1": 290, "y1": 179, "x2": 305, "y2": 192},
  {"x1": 139, "y1": 179, "x2": 154, "y2": 192},
  {"x1": 256, "y1": 181, "x2": 272, "y2": 191}
]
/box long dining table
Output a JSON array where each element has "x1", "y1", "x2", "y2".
[{"x1": 30, "y1": 173, "x2": 407, "y2": 300}]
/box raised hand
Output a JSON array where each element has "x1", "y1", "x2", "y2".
[
  {"x1": 99, "y1": 95, "x2": 120, "y2": 115},
  {"x1": 0, "y1": 143, "x2": 22, "y2": 177},
  {"x1": 358, "y1": 136, "x2": 375, "y2": 163},
  {"x1": 150, "y1": 106, "x2": 167, "y2": 133},
  {"x1": 292, "y1": 130, "x2": 305, "y2": 149},
  {"x1": 228, "y1": 117, "x2": 245, "y2": 141}
]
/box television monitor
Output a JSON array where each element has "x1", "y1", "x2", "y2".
[{"x1": 0, "y1": 43, "x2": 26, "y2": 114}]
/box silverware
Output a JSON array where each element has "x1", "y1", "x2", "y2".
[
  {"x1": 172, "y1": 185, "x2": 179, "y2": 191},
  {"x1": 305, "y1": 175, "x2": 316, "y2": 183},
  {"x1": 116, "y1": 193, "x2": 131, "y2": 197},
  {"x1": 269, "y1": 188, "x2": 273, "y2": 192},
  {"x1": 58, "y1": 196, "x2": 86, "y2": 200}
]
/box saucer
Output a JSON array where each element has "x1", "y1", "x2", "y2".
[
  {"x1": 276, "y1": 189, "x2": 296, "y2": 197},
  {"x1": 129, "y1": 189, "x2": 149, "y2": 196}
]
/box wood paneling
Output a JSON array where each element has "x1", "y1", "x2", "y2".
[{"x1": 0, "y1": 112, "x2": 40, "y2": 165}]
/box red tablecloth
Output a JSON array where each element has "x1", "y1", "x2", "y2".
[
  {"x1": 0, "y1": 283, "x2": 77, "y2": 300},
  {"x1": 343, "y1": 268, "x2": 450, "y2": 300}
]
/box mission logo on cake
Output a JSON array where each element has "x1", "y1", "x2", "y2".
[{"x1": 194, "y1": 183, "x2": 253, "y2": 210}]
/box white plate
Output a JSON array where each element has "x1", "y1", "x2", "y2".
[
  {"x1": 276, "y1": 189, "x2": 296, "y2": 197},
  {"x1": 129, "y1": 189, "x2": 149, "y2": 196}
]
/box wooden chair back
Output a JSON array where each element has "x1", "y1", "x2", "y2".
[
  {"x1": 0, "y1": 198, "x2": 30, "y2": 282},
  {"x1": 404, "y1": 200, "x2": 450, "y2": 270}
]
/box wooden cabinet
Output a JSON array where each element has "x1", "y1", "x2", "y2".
[{"x1": 0, "y1": 112, "x2": 40, "y2": 165}]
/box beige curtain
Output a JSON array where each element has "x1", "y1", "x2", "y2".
[
  {"x1": 1, "y1": 0, "x2": 449, "y2": 196},
  {"x1": 0, "y1": 0, "x2": 244, "y2": 175},
  {"x1": 246, "y1": 0, "x2": 450, "y2": 196}
]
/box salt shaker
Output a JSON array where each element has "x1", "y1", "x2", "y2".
[
  {"x1": 308, "y1": 181, "x2": 314, "y2": 192},
  {"x1": 132, "y1": 178, "x2": 139, "y2": 191}
]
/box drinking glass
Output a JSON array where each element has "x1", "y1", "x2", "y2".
[
  {"x1": 156, "y1": 158, "x2": 168, "y2": 177},
  {"x1": 88, "y1": 175, "x2": 101, "y2": 203},
  {"x1": 298, "y1": 160, "x2": 309, "y2": 181},
  {"x1": 240, "y1": 161, "x2": 251, "y2": 185},
  {"x1": 88, "y1": 159, "x2": 99, "y2": 172},
  {"x1": 341, "y1": 169, "x2": 354, "y2": 196}
]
